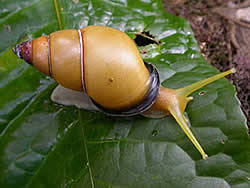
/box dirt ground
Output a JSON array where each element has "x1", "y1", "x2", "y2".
[{"x1": 163, "y1": 0, "x2": 250, "y2": 129}]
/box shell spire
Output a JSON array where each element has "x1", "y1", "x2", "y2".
[
  {"x1": 13, "y1": 41, "x2": 33, "y2": 64},
  {"x1": 12, "y1": 36, "x2": 51, "y2": 76}
]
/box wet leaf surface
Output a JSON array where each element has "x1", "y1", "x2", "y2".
[{"x1": 0, "y1": 0, "x2": 249, "y2": 187}]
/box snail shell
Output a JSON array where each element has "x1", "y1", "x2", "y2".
[{"x1": 13, "y1": 26, "x2": 160, "y2": 116}]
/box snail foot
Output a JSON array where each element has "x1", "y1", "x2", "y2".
[{"x1": 51, "y1": 85, "x2": 99, "y2": 111}]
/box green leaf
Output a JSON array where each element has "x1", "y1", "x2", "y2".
[{"x1": 0, "y1": 0, "x2": 249, "y2": 187}]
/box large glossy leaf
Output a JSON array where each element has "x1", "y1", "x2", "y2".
[{"x1": 0, "y1": 0, "x2": 250, "y2": 187}]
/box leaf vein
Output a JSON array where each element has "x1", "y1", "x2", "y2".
[{"x1": 79, "y1": 109, "x2": 95, "y2": 188}]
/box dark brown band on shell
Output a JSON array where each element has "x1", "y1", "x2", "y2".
[
  {"x1": 90, "y1": 62, "x2": 160, "y2": 117},
  {"x1": 47, "y1": 35, "x2": 52, "y2": 77},
  {"x1": 12, "y1": 41, "x2": 32, "y2": 64}
]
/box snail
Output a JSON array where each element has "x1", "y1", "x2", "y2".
[{"x1": 12, "y1": 25, "x2": 235, "y2": 160}]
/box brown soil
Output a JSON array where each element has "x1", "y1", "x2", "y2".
[{"x1": 163, "y1": 0, "x2": 250, "y2": 129}]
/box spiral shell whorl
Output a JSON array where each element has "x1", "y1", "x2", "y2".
[{"x1": 13, "y1": 26, "x2": 160, "y2": 113}]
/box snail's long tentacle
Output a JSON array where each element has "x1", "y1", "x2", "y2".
[
  {"x1": 161, "y1": 89, "x2": 208, "y2": 159},
  {"x1": 168, "y1": 102, "x2": 208, "y2": 160},
  {"x1": 171, "y1": 68, "x2": 236, "y2": 159},
  {"x1": 177, "y1": 68, "x2": 236, "y2": 97},
  {"x1": 142, "y1": 69, "x2": 236, "y2": 160}
]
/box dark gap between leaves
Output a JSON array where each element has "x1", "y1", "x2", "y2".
[{"x1": 134, "y1": 31, "x2": 160, "y2": 46}]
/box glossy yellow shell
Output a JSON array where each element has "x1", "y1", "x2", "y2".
[{"x1": 31, "y1": 26, "x2": 150, "y2": 110}]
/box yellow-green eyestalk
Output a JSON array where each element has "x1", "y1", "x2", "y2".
[{"x1": 12, "y1": 25, "x2": 236, "y2": 160}]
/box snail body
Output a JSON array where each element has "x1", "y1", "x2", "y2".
[{"x1": 13, "y1": 25, "x2": 235, "y2": 160}]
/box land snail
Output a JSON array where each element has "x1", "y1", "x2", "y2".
[{"x1": 13, "y1": 25, "x2": 236, "y2": 160}]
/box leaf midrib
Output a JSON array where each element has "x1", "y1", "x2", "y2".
[{"x1": 79, "y1": 109, "x2": 95, "y2": 188}]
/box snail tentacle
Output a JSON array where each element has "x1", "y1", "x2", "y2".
[
  {"x1": 177, "y1": 68, "x2": 236, "y2": 97},
  {"x1": 144, "y1": 69, "x2": 236, "y2": 159},
  {"x1": 166, "y1": 90, "x2": 208, "y2": 160}
]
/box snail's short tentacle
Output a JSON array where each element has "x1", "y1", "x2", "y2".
[{"x1": 176, "y1": 68, "x2": 236, "y2": 97}]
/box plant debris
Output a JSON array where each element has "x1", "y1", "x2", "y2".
[{"x1": 134, "y1": 31, "x2": 160, "y2": 46}]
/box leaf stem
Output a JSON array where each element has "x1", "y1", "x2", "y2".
[{"x1": 53, "y1": 0, "x2": 63, "y2": 30}]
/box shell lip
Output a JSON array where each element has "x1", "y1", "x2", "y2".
[{"x1": 90, "y1": 61, "x2": 160, "y2": 117}]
